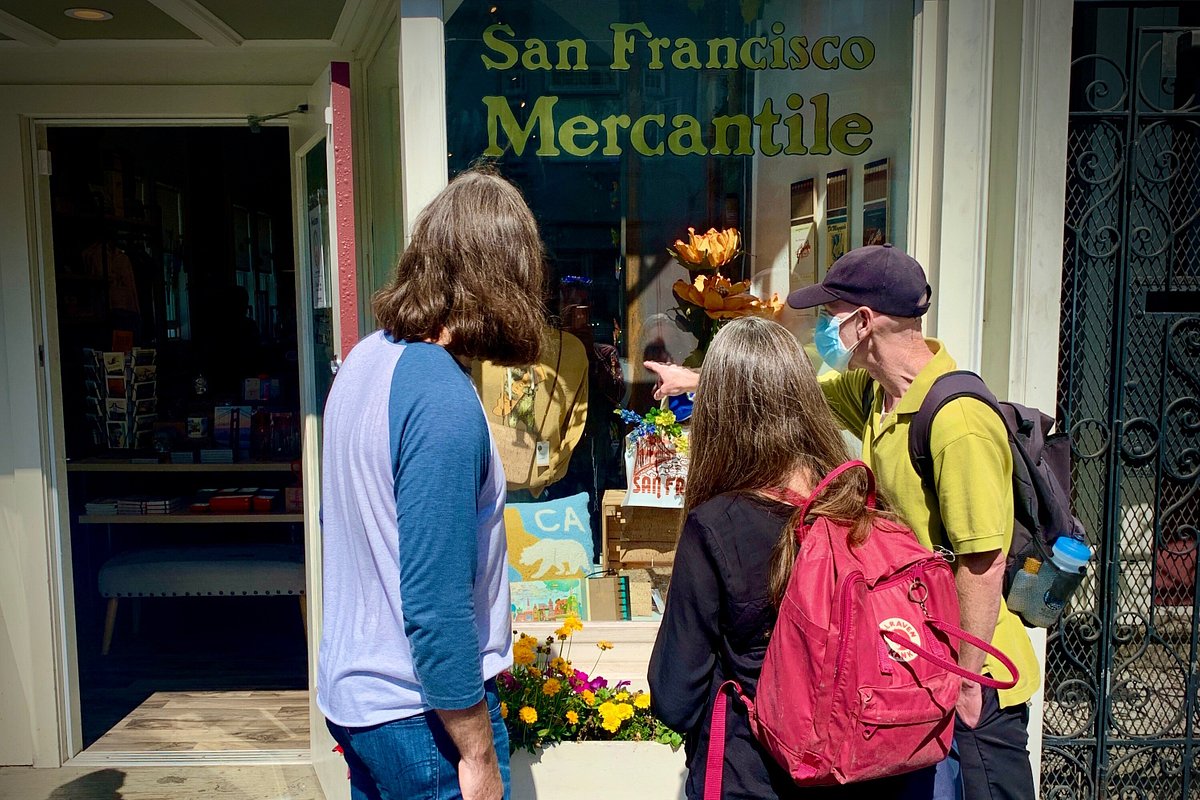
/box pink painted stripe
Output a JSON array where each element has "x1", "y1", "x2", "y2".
[{"x1": 331, "y1": 61, "x2": 360, "y2": 358}]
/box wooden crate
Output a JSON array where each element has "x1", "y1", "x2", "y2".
[{"x1": 601, "y1": 490, "x2": 682, "y2": 570}]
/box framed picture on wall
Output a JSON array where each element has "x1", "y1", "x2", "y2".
[
  {"x1": 826, "y1": 169, "x2": 849, "y2": 267},
  {"x1": 789, "y1": 178, "x2": 817, "y2": 288},
  {"x1": 862, "y1": 159, "x2": 890, "y2": 246}
]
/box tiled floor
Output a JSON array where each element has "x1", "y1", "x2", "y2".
[{"x1": 0, "y1": 764, "x2": 324, "y2": 800}]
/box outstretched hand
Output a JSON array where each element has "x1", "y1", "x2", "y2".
[{"x1": 643, "y1": 361, "x2": 700, "y2": 400}]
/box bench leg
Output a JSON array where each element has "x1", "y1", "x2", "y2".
[
  {"x1": 101, "y1": 597, "x2": 118, "y2": 656},
  {"x1": 299, "y1": 595, "x2": 308, "y2": 639}
]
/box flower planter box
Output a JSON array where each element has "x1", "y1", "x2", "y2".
[{"x1": 511, "y1": 741, "x2": 687, "y2": 799}]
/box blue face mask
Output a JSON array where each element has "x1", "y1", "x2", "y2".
[{"x1": 814, "y1": 309, "x2": 861, "y2": 371}]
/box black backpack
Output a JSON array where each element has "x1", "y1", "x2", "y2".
[{"x1": 862, "y1": 371, "x2": 1086, "y2": 591}]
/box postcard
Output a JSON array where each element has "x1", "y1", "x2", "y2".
[
  {"x1": 106, "y1": 421, "x2": 128, "y2": 449},
  {"x1": 510, "y1": 579, "x2": 588, "y2": 623},
  {"x1": 132, "y1": 381, "x2": 155, "y2": 402},
  {"x1": 103, "y1": 352, "x2": 126, "y2": 376}
]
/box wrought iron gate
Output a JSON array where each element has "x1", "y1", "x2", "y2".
[{"x1": 1047, "y1": 3, "x2": 1200, "y2": 798}]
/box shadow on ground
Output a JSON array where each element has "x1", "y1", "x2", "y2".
[{"x1": 47, "y1": 768, "x2": 125, "y2": 799}]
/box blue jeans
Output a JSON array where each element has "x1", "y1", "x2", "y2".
[{"x1": 326, "y1": 680, "x2": 510, "y2": 800}]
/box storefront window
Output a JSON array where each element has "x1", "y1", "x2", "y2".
[{"x1": 445, "y1": 0, "x2": 915, "y2": 617}]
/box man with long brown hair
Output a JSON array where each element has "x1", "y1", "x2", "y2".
[{"x1": 317, "y1": 166, "x2": 545, "y2": 800}]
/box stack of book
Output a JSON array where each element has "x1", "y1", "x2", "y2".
[
  {"x1": 199, "y1": 449, "x2": 234, "y2": 464},
  {"x1": 112, "y1": 495, "x2": 185, "y2": 515},
  {"x1": 143, "y1": 497, "x2": 185, "y2": 515},
  {"x1": 84, "y1": 499, "x2": 118, "y2": 515},
  {"x1": 116, "y1": 497, "x2": 147, "y2": 515}
]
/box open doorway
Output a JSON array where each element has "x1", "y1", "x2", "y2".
[{"x1": 45, "y1": 126, "x2": 308, "y2": 755}]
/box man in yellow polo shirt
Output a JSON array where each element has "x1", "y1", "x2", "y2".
[
  {"x1": 790, "y1": 244, "x2": 1038, "y2": 799},
  {"x1": 645, "y1": 245, "x2": 1039, "y2": 799}
]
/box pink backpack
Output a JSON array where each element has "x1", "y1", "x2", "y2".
[{"x1": 704, "y1": 461, "x2": 1018, "y2": 796}]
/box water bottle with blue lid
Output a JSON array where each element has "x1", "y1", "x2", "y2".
[{"x1": 1017, "y1": 535, "x2": 1093, "y2": 627}]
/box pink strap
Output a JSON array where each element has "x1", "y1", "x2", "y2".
[
  {"x1": 799, "y1": 460, "x2": 877, "y2": 522},
  {"x1": 704, "y1": 680, "x2": 741, "y2": 800},
  {"x1": 880, "y1": 619, "x2": 1020, "y2": 690},
  {"x1": 760, "y1": 486, "x2": 808, "y2": 507}
]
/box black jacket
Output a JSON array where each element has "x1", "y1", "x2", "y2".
[{"x1": 649, "y1": 493, "x2": 938, "y2": 800}]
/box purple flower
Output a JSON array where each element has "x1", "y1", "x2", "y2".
[
  {"x1": 498, "y1": 671, "x2": 518, "y2": 691},
  {"x1": 572, "y1": 669, "x2": 608, "y2": 691}
]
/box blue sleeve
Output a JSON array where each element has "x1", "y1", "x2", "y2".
[{"x1": 390, "y1": 345, "x2": 490, "y2": 710}]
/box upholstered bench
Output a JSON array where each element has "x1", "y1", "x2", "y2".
[{"x1": 98, "y1": 544, "x2": 306, "y2": 655}]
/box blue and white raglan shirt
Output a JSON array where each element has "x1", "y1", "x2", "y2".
[{"x1": 316, "y1": 332, "x2": 511, "y2": 726}]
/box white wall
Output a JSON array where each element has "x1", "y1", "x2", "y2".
[{"x1": 0, "y1": 85, "x2": 312, "y2": 767}]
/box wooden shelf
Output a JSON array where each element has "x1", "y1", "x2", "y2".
[
  {"x1": 67, "y1": 460, "x2": 296, "y2": 473},
  {"x1": 77, "y1": 513, "x2": 304, "y2": 525}
]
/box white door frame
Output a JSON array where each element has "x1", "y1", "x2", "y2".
[{"x1": 24, "y1": 115, "x2": 314, "y2": 766}]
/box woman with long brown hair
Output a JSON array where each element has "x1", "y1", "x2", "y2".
[
  {"x1": 648, "y1": 316, "x2": 938, "y2": 799},
  {"x1": 318, "y1": 165, "x2": 544, "y2": 800}
]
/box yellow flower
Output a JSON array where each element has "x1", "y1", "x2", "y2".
[
  {"x1": 565, "y1": 614, "x2": 584, "y2": 632},
  {"x1": 596, "y1": 640, "x2": 614, "y2": 651},
  {"x1": 518, "y1": 706, "x2": 537, "y2": 724},
  {"x1": 549, "y1": 657, "x2": 567, "y2": 674},
  {"x1": 513, "y1": 647, "x2": 535, "y2": 666},
  {"x1": 500, "y1": 702, "x2": 508, "y2": 719},
  {"x1": 597, "y1": 701, "x2": 624, "y2": 733},
  {"x1": 657, "y1": 409, "x2": 676, "y2": 426},
  {"x1": 597, "y1": 700, "x2": 633, "y2": 732},
  {"x1": 747, "y1": 292, "x2": 785, "y2": 320},
  {"x1": 581, "y1": 690, "x2": 596, "y2": 706},
  {"x1": 672, "y1": 273, "x2": 760, "y2": 320},
  {"x1": 528, "y1": 666, "x2": 542, "y2": 678},
  {"x1": 566, "y1": 710, "x2": 579, "y2": 725},
  {"x1": 615, "y1": 691, "x2": 629, "y2": 702},
  {"x1": 554, "y1": 626, "x2": 570, "y2": 640},
  {"x1": 542, "y1": 678, "x2": 562, "y2": 697},
  {"x1": 668, "y1": 227, "x2": 741, "y2": 270},
  {"x1": 634, "y1": 693, "x2": 651, "y2": 710},
  {"x1": 517, "y1": 633, "x2": 537, "y2": 649}
]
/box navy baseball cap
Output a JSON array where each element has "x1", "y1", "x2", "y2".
[{"x1": 786, "y1": 244, "x2": 932, "y2": 317}]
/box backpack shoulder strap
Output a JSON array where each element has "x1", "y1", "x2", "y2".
[{"x1": 908, "y1": 371, "x2": 1004, "y2": 491}]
